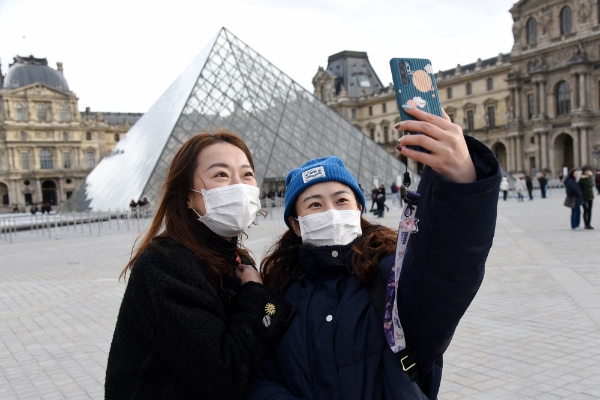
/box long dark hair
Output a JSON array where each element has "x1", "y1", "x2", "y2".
[
  {"x1": 120, "y1": 129, "x2": 255, "y2": 285},
  {"x1": 262, "y1": 217, "x2": 398, "y2": 294}
]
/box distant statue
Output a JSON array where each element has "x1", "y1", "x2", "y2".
[{"x1": 512, "y1": 18, "x2": 523, "y2": 42}]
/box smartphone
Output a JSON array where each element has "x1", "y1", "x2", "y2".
[{"x1": 390, "y1": 58, "x2": 443, "y2": 153}]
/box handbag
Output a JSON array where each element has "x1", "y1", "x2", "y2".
[{"x1": 563, "y1": 195, "x2": 576, "y2": 209}]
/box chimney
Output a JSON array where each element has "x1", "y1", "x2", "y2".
[
  {"x1": 57, "y1": 62, "x2": 63, "y2": 74},
  {"x1": 85, "y1": 107, "x2": 90, "y2": 113}
]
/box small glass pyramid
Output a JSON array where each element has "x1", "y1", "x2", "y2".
[{"x1": 67, "y1": 28, "x2": 412, "y2": 211}]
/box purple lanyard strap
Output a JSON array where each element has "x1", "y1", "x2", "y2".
[{"x1": 383, "y1": 190, "x2": 420, "y2": 352}]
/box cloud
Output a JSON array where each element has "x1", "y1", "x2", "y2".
[
  {"x1": 412, "y1": 96, "x2": 427, "y2": 108},
  {"x1": 424, "y1": 64, "x2": 434, "y2": 74}
]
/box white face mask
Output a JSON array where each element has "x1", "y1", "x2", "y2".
[
  {"x1": 190, "y1": 184, "x2": 261, "y2": 237},
  {"x1": 297, "y1": 209, "x2": 362, "y2": 247}
]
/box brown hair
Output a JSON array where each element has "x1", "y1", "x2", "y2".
[
  {"x1": 120, "y1": 129, "x2": 255, "y2": 285},
  {"x1": 262, "y1": 217, "x2": 398, "y2": 294}
]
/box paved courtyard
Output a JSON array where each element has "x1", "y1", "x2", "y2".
[{"x1": 1, "y1": 191, "x2": 599, "y2": 399}]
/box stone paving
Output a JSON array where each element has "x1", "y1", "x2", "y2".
[{"x1": 0, "y1": 191, "x2": 599, "y2": 399}]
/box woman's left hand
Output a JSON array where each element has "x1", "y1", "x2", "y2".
[{"x1": 395, "y1": 106, "x2": 476, "y2": 184}]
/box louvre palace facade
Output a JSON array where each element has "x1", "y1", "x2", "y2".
[
  {"x1": 0, "y1": 56, "x2": 141, "y2": 212},
  {"x1": 314, "y1": 0, "x2": 600, "y2": 177}
]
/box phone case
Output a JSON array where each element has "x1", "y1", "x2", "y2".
[
  {"x1": 390, "y1": 58, "x2": 442, "y2": 153},
  {"x1": 390, "y1": 58, "x2": 442, "y2": 118}
]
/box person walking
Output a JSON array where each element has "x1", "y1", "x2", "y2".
[
  {"x1": 376, "y1": 184, "x2": 386, "y2": 218},
  {"x1": 500, "y1": 175, "x2": 509, "y2": 200},
  {"x1": 525, "y1": 175, "x2": 534, "y2": 201},
  {"x1": 390, "y1": 181, "x2": 400, "y2": 208},
  {"x1": 248, "y1": 104, "x2": 500, "y2": 400},
  {"x1": 564, "y1": 168, "x2": 584, "y2": 230},
  {"x1": 579, "y1": 167, "x2": 595, "y2": 229},
  {"x1": 105, "y1": 130, "x2": 294, "y2": 399},
  {"x1": 538, "y1": 172, "x2": 548, "y2": 198},
  {"x1": 514, "y1": 176, "x2": 526, "y2": 202},
  {"x1": 370, "y1": 185, "x2": 378, "y2": 211}
]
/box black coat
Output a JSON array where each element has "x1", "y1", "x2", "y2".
[
  {"x1": 105, "y1": 227, "x2": 294, "y2": 400},
  {"x1": 247, "y1": 136, "x2": 501, "y2": 400},
  {"x1": 564, "y1": 176, "x2": 584, "y2": 207}
]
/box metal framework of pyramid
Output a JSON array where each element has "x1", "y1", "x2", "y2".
[{"x1": 68, "y1": 28, "x2": 414, "y2": 211}]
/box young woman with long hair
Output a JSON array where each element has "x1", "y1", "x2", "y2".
[
  {"x1": 247, "y1": 106, "x2": 501, "y2": 399},
  {"x1": 105, "y1": 130, "x2": 294, "y2": 399}
]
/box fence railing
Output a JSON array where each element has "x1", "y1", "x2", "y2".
[{"x1": 0, "y1": 205, "x2": 154, "y2": 245}]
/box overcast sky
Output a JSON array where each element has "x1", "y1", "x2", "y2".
[{"x1": 0, "y1": 0, "x2": 517, "y2": 114}]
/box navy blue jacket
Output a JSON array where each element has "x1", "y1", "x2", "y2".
[
  {"x1": 564, "y1": 176, "x2": 584, "y2": 207},
  {"x1": 247, "y1": 136, "x2": 501, "y2": 400}
]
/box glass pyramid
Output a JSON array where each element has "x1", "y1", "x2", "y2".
[{"x1": 67, "y1": 28, "x2": 415, "y2": 211}]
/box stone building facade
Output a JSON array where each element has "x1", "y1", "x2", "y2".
[
  {"x1": 0, "y1": 56, "x2": 141, "y2": 212},
  {"x1": 314, "y1": 0, "x2": 600, "y2": 177}
]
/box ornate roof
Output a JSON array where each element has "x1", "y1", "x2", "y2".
[{"x1": 3, "y1": 55, "x2": 69, "y2": 90}]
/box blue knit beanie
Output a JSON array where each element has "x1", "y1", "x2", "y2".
[{"x1": 283, "y1": 156, "x2": 366, "y2": 228}]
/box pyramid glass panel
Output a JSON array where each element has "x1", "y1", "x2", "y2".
[{"x1": 67, "y1": 28, "x2": 416, "y2": 211}]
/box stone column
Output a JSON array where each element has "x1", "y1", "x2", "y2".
[
  {"x1": 580, "y1": 127, "x2": 588, "y2": 165},
  {"x1": 515, "y1": 89, "x2": 522, "y2": 120},
  {"x1": 536, "y1": 132, "x2": 542, "y2": 169},
  {"x1": 535, "y1": 82, "x2": 540, "y2": 116},
  {"x1": 510, "y1": 89, "x2": 516, "y2": 120},
  {"x1": 579, "y1": 73, "x2": 587, "y2": 110},
  {"x1": 516, "y1": 135, "x2": 523, "y2": 172},
  {"x1": 539, "y1": 81, "x2": 546, "y2": 116},
  {"x1": 36, "y1": 179, "x2": 42, "y2": 203},
  {"x1": 508, "y1": 137, "x2": 515, "y2": 172},
  {"x1": 58, "y1": 178, "x2": 64, "y2": 204},
  {"x1": 573, "y1": 130, "x2": 580, "y2": 167},
  {"x1": 572, "y1": 73, "x2": 580, "y2": 109},
  {"x1": 541, "y1": 132, "x2": 548, "y2": 169}
]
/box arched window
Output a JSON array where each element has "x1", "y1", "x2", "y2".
[
  {"x1": 20, "y1": 131, "x2": 27, "y2": 141},
  {"x1": 114, "y1": 133, "x2": 120, "y2": 142},
  {"x1": 447, "y1": 87, "x2": 453, "y2": 99},
  {"x1": 15, "y1": 103, "x2": 26, "y2": 121},
  {"x1": 37, "y1": 103, "x2": 47, "y2": 122},
  {"x1": 40, "y1": 149, "x2": 54, "y2": 170},
  {"x1": 556, "y1": 81, "x2": 571, "y2": 115},
  {"x1": 59, "y1": 104, "x2": 70, "y2": 122},
  {"x1": 86, "y1": 151, "x2": 95, "y2": 168},
  {"x1": 86, "y1": 132, "x2": 92, "y2": 141},
  {"x1": 383, "y1": 125, "x2": 389, "y2": 143},
  {"x1": 527, "y1": 18, "x2": 537, "y2": 44},
  {"x1": 466, "y1": 82, "x2": 472, "y2": 95},
  {"x1": 560, "y1": 6, "x2": 572, "y2": 35}
]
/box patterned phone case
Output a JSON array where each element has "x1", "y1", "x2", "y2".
[{"x1": 390, "y1": 58, "x2": 442, "y2": 119}]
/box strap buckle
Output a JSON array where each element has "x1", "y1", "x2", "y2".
[{"x1": 400, "y1": 355, "x2": 416, "y2": 372}]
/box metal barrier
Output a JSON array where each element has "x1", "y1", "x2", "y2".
[{"x1": 0, "y1": 205, "x2": 154, "y2": 245}]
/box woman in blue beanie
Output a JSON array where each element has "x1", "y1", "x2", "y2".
[{"x1": 247, "y1": 106, "x2": 501, "y2": 399}]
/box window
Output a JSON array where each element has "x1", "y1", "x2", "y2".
[
  {"x1": 447, "y1": 87, "x2": 453, "y2": 99},
  {"x1": 487, "y1": 106, "x2": 496, "y2": 128},
  {"x1": 351, "y1": 108, "x2": 357, "y2": 119},
  {"x1": 15, "y1": 103, "x2": 26, "y2": 121},
  {"x1": 356, "y1": 75, "x2": 371, "y2": 88},
  {"x1": 37, "y1": 103, "x2": 47, "y2": 122},
  {"x1": 369, "y1": 106, "x2": 373, "y2": 116},
  {"x1": 20, "y1": 131, "x2": 27, "y2": 141},
  {"x1": 527, "y1": 93, "x2": 535, "y2": 119},
  {"x1": 466, "y1": 83, "x2": 472, "y2": 95},
  {"x1": 114, "y1": 133, "x2": 120, "y2": 142},
  {"x1": 487, "y1": 78, "x2": 494, "y2": 91},
  {"x1": 556, "y1": 81, "x2": 571, "y2": 115},
  {"x1": 59, "y1": 104, "x2": 70, "y2": 122},
  {"x1": 86, "y1": 132, "x2": 92, "y2": 141},
  {"x1": 448, "y1": 113, "x2": 455, "y2": 123},
  {"x1": 466, "y1": 110, "x2": 474, "y2": 131},
  {"x1": 63, "y1": 131, "x2": 69, "y2": 141},
  {"x1": 530, "y1": 136, "x2": 535, "y2": 144},
  {"x1": 560, "y1": 6, "x2": 572, "y2": 35},
  {"x1": 21, "y1": 153, "x2": 30, "y2": 170},
  {"x1": 63, "y1": 152, "x2": 71, "y2": 169},
  {"x1": 382, "y1": 103, "x2": 387, "y2": 113},
  {"x1": 369, "y1": 128, "x2": 375, "y2": 140},
  {"x1": 383, "y1": 126, "x2": 389, "y2": 143},
  {"x1": 40, "y1": 149, "x2": 53, "y2": 170},
  {"x1": 527, "y1": 18, "x2": 537, "y2": 44},
  {"x1": 86, "y1": 151, "x2": 95, "y2": 168}
]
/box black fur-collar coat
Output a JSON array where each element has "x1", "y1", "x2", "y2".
[{"x1": 105, "y1": 227, "x2": 294, "y2": 400}]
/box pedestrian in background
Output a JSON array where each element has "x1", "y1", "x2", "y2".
[
  {"x1": 596, "y1": 170, "x2": 600, "y2": 195},
  {"x1": 564, "y1": 168, "x2": 584, "y2": 230},
  {"x1": 538, "y1": 172, "x2": 548, "y2": 198},
  {"x1": 514, "y1": 176, "x2": 526, "y2": 202},
  {"x1": 390, "y1": 181, "x2": 400, "y2": 208},
  {"x1": 370, "y1": 185, "x2": 377, "y2": 211},
  {"x1": 376, "y1": 183, "x2": 386, "y2": 218},
  {"x1": 579, "y1": 167, "x2": 594, "y2": 229},
  {"x1": 525, "y1": 175, "x2": 533, "y2": 201},
  {"x1": 500, "y1": 175, "x2": 509, "y2": 200}
]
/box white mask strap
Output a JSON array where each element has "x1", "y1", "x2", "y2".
[{"x1": 191, "y1": 208, "x2": 203, "y2": 218}]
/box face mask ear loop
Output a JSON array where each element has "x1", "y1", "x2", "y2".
[{"x1": 191, "y1": 208, "x2": 203, "y2": 218}]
